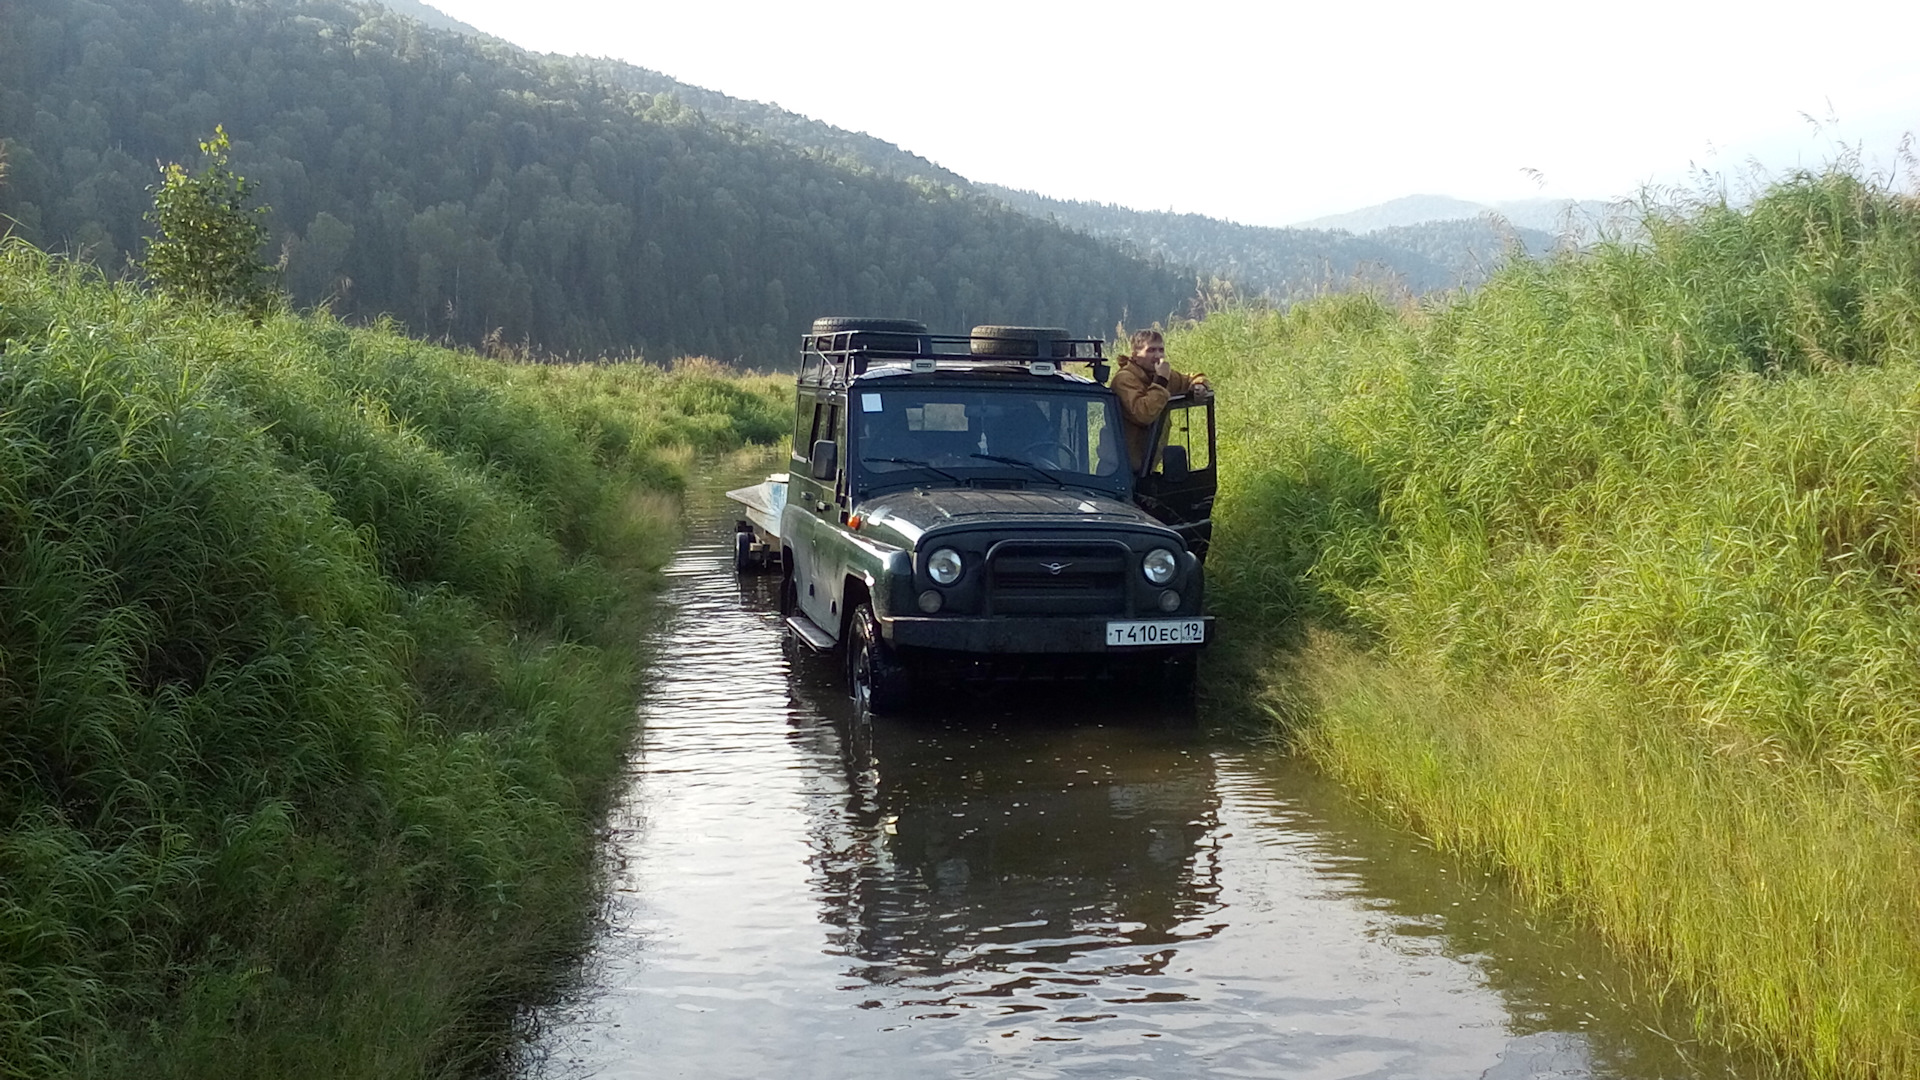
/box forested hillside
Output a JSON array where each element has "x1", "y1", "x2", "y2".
[
  {"x1": 372, "y1": 0, "x2": 1566, "y2": 304},
  {"x1": 458, "y1": 15, "x2": 1568, "y2": 304},
  {"x1": 0, "y1": 0, "x2": 1190, "y2": 364},
  {"x1": 575, "y1": 59, "x2": 976, "y2": 193}
]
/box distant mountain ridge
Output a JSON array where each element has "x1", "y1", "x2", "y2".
[
  {"x1": 981, "y1": 187, "x2": 1559, "y2": 301},
  {"x1": 1297, "y1": 194, "x2": 1618, "y2": 236}
]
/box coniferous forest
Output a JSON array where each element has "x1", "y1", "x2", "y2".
[{"x1": 0, "y1": 0, "x2": 1194, "y2": 364}]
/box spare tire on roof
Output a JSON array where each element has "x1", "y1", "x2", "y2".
[
  {"x1": 810, "y1": 317, "x2": 929, "y2": 336},
  {"x1": 969, "y1": 325, "x2": 1072, "y2": 359}
]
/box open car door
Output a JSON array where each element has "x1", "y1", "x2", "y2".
[{"x1": 1133, "y1": 394, "x2": 1216, "y2": 559}]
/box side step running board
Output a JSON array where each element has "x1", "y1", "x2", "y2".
[{"x1": 785, "y1": 612, "x2": 836, "y2": 651}]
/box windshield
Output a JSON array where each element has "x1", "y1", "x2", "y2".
[{"x1": 851, "y1": 386, "x2": 1126, "y2": 495}]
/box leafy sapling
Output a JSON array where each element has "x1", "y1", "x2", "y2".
[{"x1": 143, "y1": 125, "x2": 282, "y2": 317}]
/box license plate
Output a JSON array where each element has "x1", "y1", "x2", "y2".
[{"x1": 1105, "y1": 619, "x2": 1206, "y2": 646}]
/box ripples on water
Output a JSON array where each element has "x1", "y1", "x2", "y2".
[{"x1": 518, "y1": 515, "x2": 1775, "y2": 1080}]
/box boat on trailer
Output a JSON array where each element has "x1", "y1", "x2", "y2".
[{"x1": 725, "y1": 472, "x2": 787, "y2": 572}]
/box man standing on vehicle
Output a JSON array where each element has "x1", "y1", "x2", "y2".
[{"x1": 1112, "y1": 328, "x2": 1210, "y2": 474}]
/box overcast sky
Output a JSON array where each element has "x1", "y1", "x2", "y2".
[{"x1": 423, "y1": 0, "x2": 1917, "y2": 227}]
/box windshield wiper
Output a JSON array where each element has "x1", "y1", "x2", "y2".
[
  {"x1": 863, "y1": 456, "x2": 968, "y2": 486},
  {"x1": 969, "y1": 453, "x2": 1067, "y2": 488}
]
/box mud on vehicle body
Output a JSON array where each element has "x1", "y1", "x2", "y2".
[{"x1": 738, "y1": 318, "x2": 1216, "y2": 714}]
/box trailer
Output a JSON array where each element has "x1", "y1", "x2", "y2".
[{"x1": 725, "y1": 471, "x2": 788, "y2": 573}]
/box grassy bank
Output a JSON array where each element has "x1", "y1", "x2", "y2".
[
  {"x1": 1183, "y1": 171, "x2": 1920, "y2": 1076},
  {"x1": 0, "y1": 240, "x2": 786, "y2": 1078}
]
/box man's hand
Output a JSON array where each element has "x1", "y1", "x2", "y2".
[{"x1": 1154, "y1": 358, "x2": 1173, "y2": 381}]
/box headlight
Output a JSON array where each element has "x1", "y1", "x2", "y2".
[
  {"x1": 1143, "y1": 548, "x2": 1178, "y2": 585},
  {"x1": 928, "y1": 547, "x2": 964, "y2": 585}
]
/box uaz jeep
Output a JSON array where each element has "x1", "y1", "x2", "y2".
[{"x1": 729, "y1": 317, "x2": 1215, "y2": 714}]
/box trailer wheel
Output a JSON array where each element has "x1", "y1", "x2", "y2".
[{"x1": 733, "y1": 530, "x2": 754, "y2": 574}]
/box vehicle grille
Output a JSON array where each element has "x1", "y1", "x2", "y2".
[{"x1": 986, "y1": 541, "x2": 1128, "y2": 615}]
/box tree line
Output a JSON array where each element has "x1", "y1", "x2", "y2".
[{"x1": 0, "y1": 0, "x2": 1193, "y2": 364}]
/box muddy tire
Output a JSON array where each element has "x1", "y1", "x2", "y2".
[
  {"x1": 849, "y1": 603, "x2": 911, "y2": 716},
  {"x1": 778, "y1": 560, "x2": 797, "y2": 616}
]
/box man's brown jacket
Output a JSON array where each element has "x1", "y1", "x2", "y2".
[{"x1": 1111, "y1": 361, "x2": 1197, "y2": 473}]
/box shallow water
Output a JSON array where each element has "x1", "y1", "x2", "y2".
[{"x1": 517, "y1": 488, "x2": 1770, "y2": 1080}]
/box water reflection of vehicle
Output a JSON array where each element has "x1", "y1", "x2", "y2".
[{"x1": 784, "y1": 667, "x2": 1224, "y2": 993}]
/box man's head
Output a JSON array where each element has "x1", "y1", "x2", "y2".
[{"x1": 1128, "y1": 328, "x2": 1165, "y2": 369}]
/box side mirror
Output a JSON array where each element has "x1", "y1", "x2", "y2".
[
  {"x1": 810, "y1": 438, "x2": 839, "y2": 481},
  {"x1": 1159, "y1": 444, "x2": 1189, "y2": 481}
]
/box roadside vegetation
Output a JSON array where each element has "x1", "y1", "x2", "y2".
[
  {"x1": 0, "y1": 239, "x2": 786, "y2": 1079},
  {"x1": 1185, "y1": 168, "x2": 1920, "y2": 1077}
]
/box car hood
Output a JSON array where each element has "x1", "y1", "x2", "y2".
[{"x1": 857, "y1": 487, "x2": 1164, "y2": 545}]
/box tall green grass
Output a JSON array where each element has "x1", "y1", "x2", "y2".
[
  {"x1": 1184, "y1": 170, "x2": 1920, "y2": 1077},
  {"x1": 0, "y1": 240, "x2": 786, "y2": 1078}
]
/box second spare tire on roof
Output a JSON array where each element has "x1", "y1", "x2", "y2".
[
  {"x1": 811, "y1": 317, "x2": 929, "y2": 356},
  {"x1": 810, "y1": 317, "x2": 930, "y2": 335},
  {"x1": 969, "y1": 325, "x2": 1072, "y2": 359}
]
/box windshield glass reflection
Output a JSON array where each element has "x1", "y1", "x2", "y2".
[{"x1": 852, "y1": 388, "x2": 1124, "y2": 495}]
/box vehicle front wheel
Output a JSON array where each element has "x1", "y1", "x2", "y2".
[{"x1": 849, "y1": 603, "x2": 911, "y2": 716}]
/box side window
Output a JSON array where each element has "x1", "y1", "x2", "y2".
[
  {"x1": 807, "y1": 402, "x2": 829, "y2": 450},
  {"x1": 796, "y1": 398, "x2": 817, "y2": 459},
  {"x1": 1154, "y1": 402, "x2": 1212, "y2": 474},
  {"x1": 1087, "y1": 403, "x2": 1117, "y2": 476},
  {"x1": 825, "y1": 404, "x2": 845, "y2": 502}
]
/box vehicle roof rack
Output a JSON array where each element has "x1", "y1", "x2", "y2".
[{"x1": 798, "y1": 320, "x2": 1109, "y2": 388}]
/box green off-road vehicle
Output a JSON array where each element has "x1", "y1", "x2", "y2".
[{"x1": 727, "y1": 318, "x2": 1215, "y2": 714}]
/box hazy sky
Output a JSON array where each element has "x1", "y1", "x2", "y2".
[{"x1": 423, "y1": 0, "x2": 1917, "y2": 227}]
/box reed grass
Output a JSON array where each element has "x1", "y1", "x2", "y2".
[
  {"x1": 1186, "y1": 169, "x2": 1920, "y2": 1076},
  {"x1": 0, "y1": 240, "x2": 787, "y2": 1078}
]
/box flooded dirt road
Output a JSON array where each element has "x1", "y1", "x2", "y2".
[{"x1": 519, "y1": 499, "x2": 1768, "y2": 1080}]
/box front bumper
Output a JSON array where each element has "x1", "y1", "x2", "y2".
[{"x1": 884, "y1": 614, "x2": 1213, "y2": 654}]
